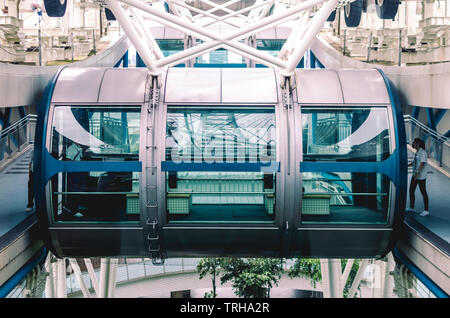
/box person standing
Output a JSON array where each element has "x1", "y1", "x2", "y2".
[{"x1": 406, "y1": 138, "x2": 429, "y2": 216}]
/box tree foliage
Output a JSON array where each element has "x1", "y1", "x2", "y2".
[
  {"x1": 197, "y1": 258, "x2": 223, "y2": 298},
  {"x1": 288, "y1": 258, "x2": 361, "y2": 297},
  {"x1": 288, "y1": 259, "x2": 322, "y2": 288},
  {"x1": 220, "y1": 258, "x2": 284, "y2": 298}
]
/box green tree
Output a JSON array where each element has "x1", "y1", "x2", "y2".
[
  {"x1": 288, "y1": 258, "x2": 361, "y2": 297},
  {"x1": 288, "y1": 258, "x2": 322, "y2": 288},
  {"x1": 197, "y1": 258, "x2": 224, "y2": 298},
  {"x1": 220, "y1": 258, "x2": 284, "y2": 298}
]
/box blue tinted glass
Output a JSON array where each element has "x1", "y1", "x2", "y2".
[
  {"x1": 166, "y1": 171, "x2": 276, "y2": 223},
  {"x1": 50, "y1": 106, "x2": 141, "y2": 161},
  {"x1": 302, "y1": 107, "x2": 390, "y2": 162},
  {"x1": 166, "y1": 108, "x2": 276, "y2": 163},
  {"x1": 301, "y1": 172, "x2": 390, "y2": 224},
  {"x1": 51, "y1": 171, "x2": 140, "y2": 223}
]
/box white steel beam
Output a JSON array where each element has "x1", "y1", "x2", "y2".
[
  {"x1": 98, "y1": 258, "x2": 112, "y2": 298},
  {"x1": 166, "y1": 0, "x2": 194, "y2": 21},
  {"x1": 130, "y1": 7, "x2": 165, "y2": 60},
  {"x1": 44, "y1": 253, "x2": 55, "y2": 298},
  {"x1": 247, "y1": 0, "x2": 273, "y2": 23},
  {"x1": 282, "y1": 0, "x2": 338, "y2": 75},
  {"x1": 56, "y1": 258, "x2": 67, "y2": 298},
  {"x1": 108, "y1": 259, "x2": 118, "y2": 298},
  {"x1": 174, "y1": 1, "x2": 243, "y2": 28},
  {"x1": 341, "y1": 259, "x2": 355, "y2": 286},
  {"x1": 69, "y1": 259, "x2": 91, "y2": 298},
  {"x1": 347, "y1": 259, "x2": 370, "y2": 298},
  {"x1": 84, "y1": 258, "x2": 99, "y2": 297},
  {"x1": 107, "y1": 0, "x2": 161, "y2": 75},
  {"x1": 109, "y1": 0, "x2": 339, "y2": 74},
  {"x1": 320, "y1": 259, "x2": 343, "y2": 298},
  {"x1": 278, "y1": 9, "x2": 310, "y2": 59},
  {"x1": 196, "y1": 0, "x2": 243, "y2": 18},
  {"x1": 200, "y1": 0, "x2": 275, "y2": 27},
  {"x1": 383, "y1": 253, "x2": 395, "y2": 298}
]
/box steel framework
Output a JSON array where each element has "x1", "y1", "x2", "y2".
[{"x1": 102, "y1": 0, "x2": 355, "y2": 77}]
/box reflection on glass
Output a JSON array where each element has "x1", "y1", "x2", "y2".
[
  {"x1": 166, "y1": 172, "x2": 276, "y2": 223},
  {"x1": 50, "y1": 106, "x2": 141, "y2": 161},
  {"x1": 302, "y1": 107, "x2": 390, "y2": 161},
  {"x1": 301, "y1": 172, "x2": 390, "y2": 224},
  {"x1": 256, "y1": 39, "x2": 286, "y2": 58},
  {"x1": 51, "y1": 171, "x2": 140, "y2": 222},
  {"x1": 166, "y1": 108, "x2": 276, "y2": 163}
]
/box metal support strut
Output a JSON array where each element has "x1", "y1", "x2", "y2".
[{"x1": 146, "y1": 74, "x2": 165, "y2": 265}]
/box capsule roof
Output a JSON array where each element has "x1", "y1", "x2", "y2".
[{"x1": 51, "y1": 67, "x2": 391, "y2": 105}]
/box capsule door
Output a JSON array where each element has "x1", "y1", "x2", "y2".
[
  {"x1": 43, "y1": 103, "x2": 146, "y2": 257},
  {"x1": 293, "y1": 105, "x2": 397, "y2": 258},
  {"x1": 154, "y1": 105, "x2": 287, "y2": 258}
]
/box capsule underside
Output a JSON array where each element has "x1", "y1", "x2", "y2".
[{"x1": 35, "y1": 67, "x2": 407, "y2": 259}]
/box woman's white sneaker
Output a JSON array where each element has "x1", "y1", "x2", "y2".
[{"x1": 420, "y1": 210, "x2": 430, "y2": 217}]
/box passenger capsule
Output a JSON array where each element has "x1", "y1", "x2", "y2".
[{"x1": 34, "y1": 67, "x2": 407, "y2": 259}]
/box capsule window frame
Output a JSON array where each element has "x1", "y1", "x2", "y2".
[{"x1": 44, "y1": 103, "x2": 145, "y2": 226}]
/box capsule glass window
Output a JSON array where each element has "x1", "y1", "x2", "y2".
[
  {"x1": 302, "y1": 107, "x2": 391, "y2": 161},
  {"x1": 165, "y1": 108, "x2": 276, "y2": 223},
  {"x1": 50, "y1": 106, "x2": 141, "y2": 161},
  {"x1": 50, "y1": 171, "x2": 140, "y2": 223},
  {"x1": 301, "y1": 172, "x2": 391, "y2": 225}
]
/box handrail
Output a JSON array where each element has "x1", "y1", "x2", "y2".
[
  {"x1": 403, "y1": 115, "x2": 449, "y2": 145},
  {"x1": 0, "y1": 114, "x2": 36, "y2": 166},
  {"x1": 0, "y1": 115, "x2": 37, "y2": 139},
  {"x1": 403, "y1": 115, "x2": 450, "y2": 171}
]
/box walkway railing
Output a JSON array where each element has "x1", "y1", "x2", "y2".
[
  {"x1": 404, "y1": 115, "x2": 450, "y2": 171},
  {"x1": 0, "y1": 114, "x2": 36, "y2": 167}
]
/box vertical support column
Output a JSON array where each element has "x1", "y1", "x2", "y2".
[
  {"x1": 371, "y1": 260, "x2": 385, "y2": 298},
  {"x1": 98, "y1": 258, "x2": 112, "y2": 298},
  {"x1": 70, "y1": 31, "x2": 74, "y2": 63},
  {"x1": 56, "y1": 258, "x2": 67, "y2": 298},
  {"x1": 320, "y1": 259, "x2": 343, "y2": 298},
  {"x1": 44, "y1": 254, "x2": 56, "y2": 298},
  {"x1": 398, "y1": 29, "x2": 402, "y2": 66},
  {"x1": 426, "y1": 107, "x2": 436, "y2": 131},
  {"x1": 38, "y1": 28, "x2": 42, "y2": 66},
  {"x1": 108, "y1": 259, "x2": 118, "y2": 298},
  {"x1": 92, "y1": 29, "x2": 96, "y2": 54},
  {"x1": 343, "y1": 29, "x2": 347, "y2": 56},
  {"x1": 383, "y1": 253, "x2": 395, "y2": 298}
]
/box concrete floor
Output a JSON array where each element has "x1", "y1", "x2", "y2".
[
  {"x1": 406, "y1": 164, "x2": 450, "y2": 243},
  {"x1": 0, "y1": 149, "x2": 33, "y2": 238}
]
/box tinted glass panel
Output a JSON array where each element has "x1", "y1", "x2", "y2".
[
  {"x1": 301, "y1": 172, "x2": 390, "y2": 224},
  {"x1": 165, "y1": 108, "x2": 277, "y2": 223},
  {"x1": 50, "y1": 171, "x2": 140, "y2": 222},
  {"x1": 166, "y1": 108, "x2": 276, "y2": 163},
  {"x1": 302, "y1": 108, "x2": 390, "y2": 162},
  {"x1": 50, "y1": 106, "x2": 140, "y2": 161},
  {"x1": 166, "y1": 171, "x2": 275, "y2": 223}
]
